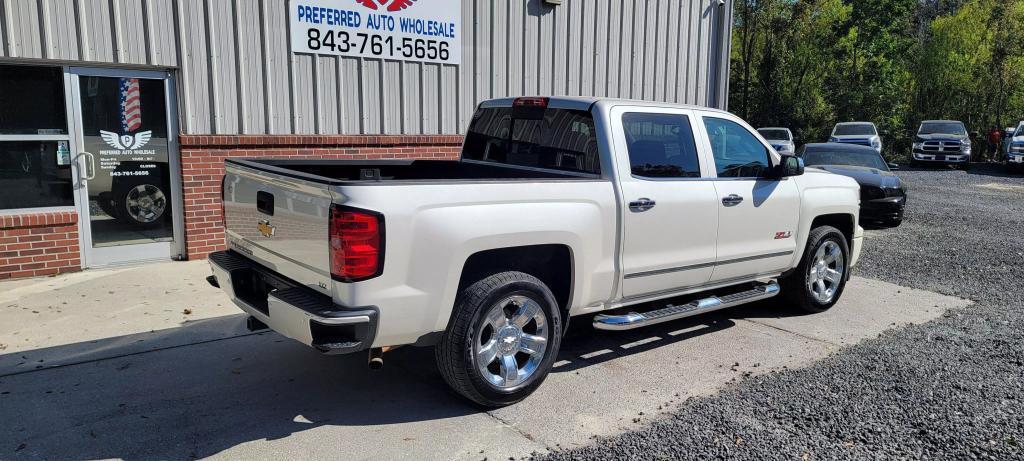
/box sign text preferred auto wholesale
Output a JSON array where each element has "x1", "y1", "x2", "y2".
[{"x1": 289, "y1": 0, "x2": 461, "y2": 64}]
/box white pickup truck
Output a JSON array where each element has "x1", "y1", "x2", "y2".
[{"x1": 208, "y1": 96, "x2": 863, "y2": 407}]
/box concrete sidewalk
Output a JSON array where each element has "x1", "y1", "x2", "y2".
[{"x1": 0, "y1": 262, "x2": 970, "y2": 460}]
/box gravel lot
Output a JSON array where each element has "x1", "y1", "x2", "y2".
[{"x1": 537, "y1": 165, "x2": 1024, "y2": 460}]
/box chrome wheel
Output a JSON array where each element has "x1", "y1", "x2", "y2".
[
  {"x1": 474, "y1": 295, "x2": 549, "y2": 390},
  {"x1": 125, "y1": 184, "x2": 166, "y2": 224},
  {"x1": 807, "y1": 240, "x2": 845, "y2": 304}
]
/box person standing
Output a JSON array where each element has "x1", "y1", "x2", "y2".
[{"x1": 988, "y1": 126, "x2": 1002, "y2": 161}]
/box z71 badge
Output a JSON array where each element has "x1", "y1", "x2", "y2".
[
  {"x1": 774, "y1": 231, "x2": 792, "y2": 239},
  {"x1": 257, "y1": 220, "x2": 276, "y2": 238}
]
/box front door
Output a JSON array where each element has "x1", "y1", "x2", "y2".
[
  {"x1": 70, "y1": 68, "x2": 182, "y2": 267},
  {"x1": 696, "y1": 113, "x2": 800, "y2": 283},
  {"x1": 613, "y1": 106, "x2": 720, "y2": 299}
]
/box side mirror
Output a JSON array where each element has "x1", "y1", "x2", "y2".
[
  {"x1": 888, "y1": 162, "x2": 900, "y2": 170},
  {"x1": 773, "y1": 154, "x2": 804, "y2": 178}
]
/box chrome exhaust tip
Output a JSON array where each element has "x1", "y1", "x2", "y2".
[{"x1": 368, "y1": 347, "x2": 384, "y2": 370}]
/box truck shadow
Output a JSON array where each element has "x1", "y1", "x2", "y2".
[{"x1": 0, "y1": 304, "x2": 789, "y2": 460}]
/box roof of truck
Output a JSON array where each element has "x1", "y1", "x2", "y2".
[
  {"x1": 921, "y1": 120, "x2": 964, "y2": 124},
  {"x1": 478, "y1": 96, "x2": 732, "y2": 115}
]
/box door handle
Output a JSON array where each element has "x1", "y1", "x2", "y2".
[
  {"x1": 721, "y1": 194, "x2": 743, "y2": 206},
  {"x1": 80, "y1": 151, "x2": 96, "y2": 180},
  {"x1": 629, "y1": 198, "x2": 656, "y2": 212}
]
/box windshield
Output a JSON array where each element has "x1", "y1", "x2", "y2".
[
  {"x1": 757, "y1": 129, "x2": 790, "y2": 140},
  {"x1": 1016, "y1": 125, "x2": 1024, "y2": 137},
  {"x1": 802, "y1": 148, "x2": 888, "y2": 170},
  {"x1": 919, "y1": 122, "x2": 966, "y2": 136},
  {"x1": 833, "y1": 124, "x2": 876, "y2": 136}
]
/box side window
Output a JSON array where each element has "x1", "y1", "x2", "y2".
[
  {"x1": 622, "y1": 112, "x2": 701, "y2": 178},
  {"x1": 702, "y1": 117, "x2": 771, "y2": 178}
]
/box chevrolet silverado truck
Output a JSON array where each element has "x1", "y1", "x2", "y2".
[
  {"x1": 911, "y1": 120, "x2": 972, "y2": 170},
  {"x1": 207, "y1": 97, "x2": 864, "y2": 407}
]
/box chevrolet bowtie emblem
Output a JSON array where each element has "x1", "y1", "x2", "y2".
[{"x1": 257, "y1": 220, "x2": 276, "y2": 237}]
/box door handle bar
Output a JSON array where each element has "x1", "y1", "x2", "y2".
[
  {"x1": 629, "y1": 198, "x2": 656, "y2": 212},
  {"x1": 721, "y1": 194, "x2": 743, "y2": 206},
  {"x1": 80, "y1": 151, "x2": 96, "y2": 180}
]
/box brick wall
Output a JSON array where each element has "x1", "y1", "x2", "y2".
[
  {"x1": 179, "y1": 134, "x2": 463, "y2": 260},
  {"x1": 0, "y1": 211, "x2": 81, "y2": 280}
]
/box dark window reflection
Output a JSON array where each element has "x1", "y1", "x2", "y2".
[
  {"x1": 0, "y1": 142, "x2": 74, "y2": 210},
  {"x1": 0, "y1": 65, "x2": 68, "y2": 135}
]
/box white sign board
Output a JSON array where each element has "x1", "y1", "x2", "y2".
[{"x1": 289, "y1": 0, "x2": 462, "y2": 64}]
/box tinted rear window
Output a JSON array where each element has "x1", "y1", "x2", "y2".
[
  {"x1": 833, "y1": 124, "x2": 876, "y2": 136},
  {"x1": 802, "y1": 147, "x2": 888, "y2": 170},
  {"x1": 462, "y1": 106, "x2": 600, "y2": 175}
]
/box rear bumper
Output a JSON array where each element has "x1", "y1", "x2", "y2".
[{"x1": 208, "y1": 251, "x2": 377, "y2": 355}]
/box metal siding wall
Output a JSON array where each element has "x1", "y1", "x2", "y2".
[{"x1": 0, "y1": 0, "x2": 731, "y2": 135}]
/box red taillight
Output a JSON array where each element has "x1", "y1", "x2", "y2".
[
  {"x1": 513, "y1": 97, "x2": 548, "y2": 107},
  {"x1": 329, "y1": 205, "x2": 384, "y2": 282}
]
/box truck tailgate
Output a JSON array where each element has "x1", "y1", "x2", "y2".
[{"x1": 222, "y1": 162, "x2": 334, "y2": 295}]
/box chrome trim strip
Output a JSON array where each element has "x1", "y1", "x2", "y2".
[{"x1": 624, "y1": 250, "x2": 793, "y2": 279}]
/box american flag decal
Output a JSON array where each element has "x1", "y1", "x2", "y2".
[{"x1": 119, "y1": 78, "x2": 141, "y2": 132}]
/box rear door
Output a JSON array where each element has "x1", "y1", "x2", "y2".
[
  {"x1": 612, "y1": 106, "x2": 720, "y2": 299},
  {"x1": 695, "y1": 112, "x2": 800, "y2": 283}
]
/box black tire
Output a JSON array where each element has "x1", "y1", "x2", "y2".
[
  {"x1": 435, "y1": 271, "x2": 563, "y2": 408},
  {"x1": 780, "y1": 225, "x2": 850, "y2": 314}
]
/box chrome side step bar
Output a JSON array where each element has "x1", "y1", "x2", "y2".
[{"x1": 593, "y1": 281, "x2": 780, "y2": 331}]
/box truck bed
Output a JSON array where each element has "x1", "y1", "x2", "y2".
[{"x1": 226, "y1": 158, "x2": 599, "y2": 185}]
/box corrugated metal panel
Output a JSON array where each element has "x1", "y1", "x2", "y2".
[{"x1": 0, "y1": 0, "x2": 733, "y2": 135}]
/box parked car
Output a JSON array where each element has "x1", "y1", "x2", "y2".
[
  {"x1": 798, "y1": 143, "x2": 906, "y2": 229},
  {"x1": 910, "y1": 120, "x2": 972, "y2": 170},
  {"x1": 207, "y1": 96, "x2": 864, "y2": 407},
  {"x1": 757, "y1": 127, "x2": 795, "y2": 154},
  {"x1": 1005, "y1": 122, "x2": 1024, "y2": 173},
  {"x1": 829, "y1": 122, "x2": 882, "y2": 154}
]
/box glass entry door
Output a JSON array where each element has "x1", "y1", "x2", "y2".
[{"x1": 70, "y1": 68, "x2": 183, "y2": 267}]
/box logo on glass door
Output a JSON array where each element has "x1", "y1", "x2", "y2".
[{"x1": 99, "y1": 130, "x2": 153, "y2": 150}]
